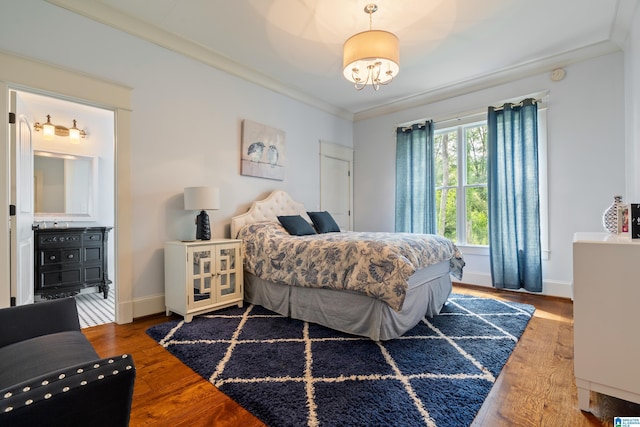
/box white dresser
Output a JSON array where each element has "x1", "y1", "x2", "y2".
[{"x1": 572, "y1": 232, "x2": 640, "y2": 411}]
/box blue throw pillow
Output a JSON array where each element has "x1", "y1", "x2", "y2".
[
  {"x1": 307, "y1": 211, "x2": 340, "y2": 233},
  {"x1": 277, "y1": 215, "x2": 316, "y2": 236}
]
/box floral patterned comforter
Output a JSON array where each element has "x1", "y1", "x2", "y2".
[{"x1": 238, "y1": 222, "x2": 465, "y2": 312}]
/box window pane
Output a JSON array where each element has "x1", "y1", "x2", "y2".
[
  {"x1": 465, "y1": 125, "x2": 488, "y2": 185},
  {"x1": 434, "y1": 131, "x2": 457, "y2": 186},
  {"x1": 436, "y1": 187, "x2": 457, "y2": 242},
  {"x1": 465, "y1": 186, "x2": 488, "y2": 245}
]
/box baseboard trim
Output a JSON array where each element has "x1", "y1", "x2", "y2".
[
  {"x1": 132, "y1": 294, "x2": 166, "y2": 319},
  {"x1": 459, "y1": 271, "x2": 573, "y2": 299},
  {"x1": 116, "y1": 300, "x2": 133, "y2": 324}
]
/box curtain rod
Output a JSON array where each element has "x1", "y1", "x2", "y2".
[
  {"x1": 489, "y1": 97, "x2": 541, "y2": 112},
  {"x1": 398, "y1": 91, "x2": 548, "y2": 130},
  {"x1": 399, "y1": 122, "x2": 427, "y2": 132}
]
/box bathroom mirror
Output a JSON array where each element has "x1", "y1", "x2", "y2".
[{"x1": 34, "y1": 150, "x2": 98, "y2": 221}]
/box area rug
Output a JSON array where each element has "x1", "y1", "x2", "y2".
[{"x1": 146, "y1": 294, "x2": 535, "y2": 427}]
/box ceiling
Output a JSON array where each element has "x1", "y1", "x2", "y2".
[{"x1": 47, "y1": 0, "x2": 637, "y2": 120}]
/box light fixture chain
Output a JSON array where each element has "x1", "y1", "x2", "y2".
[{"x1": 365, "y1": 3, "x2": 377, "y2": 30}]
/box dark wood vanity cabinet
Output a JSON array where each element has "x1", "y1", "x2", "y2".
[{"x1": 34, "y1": 227, "x2": 113, "y2": 299}]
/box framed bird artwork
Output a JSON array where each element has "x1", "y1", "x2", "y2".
[{"x1": 241, "y1": 119, "x2": 286, "y2": 180}]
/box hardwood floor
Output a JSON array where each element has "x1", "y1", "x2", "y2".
[{"x1": 83, "y1": 284, "x2": 639, "y2": 426}]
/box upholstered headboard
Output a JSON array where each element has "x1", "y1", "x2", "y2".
[{"x1": 231, "y1": 190, "x2": 311, "y2": 238}]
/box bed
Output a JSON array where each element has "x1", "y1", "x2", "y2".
[{"x1": 231, "y1": 190, "x2": 464, "y2": 341}]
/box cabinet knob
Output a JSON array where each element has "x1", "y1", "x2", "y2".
[
  {"x1": 49, "y1": 255, "x2": 56, "y2": 261},
  {"x1": 67, "y1": 254, "x2": 74, "y2": 259}
]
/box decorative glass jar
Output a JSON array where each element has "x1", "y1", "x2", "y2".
[{"x1": 602, "y1": 195, "x2": 623, "y2": 233}]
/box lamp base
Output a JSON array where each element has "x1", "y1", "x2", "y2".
[{"x1": 195, "y1": 210, "x2": 211, "y2": 240}]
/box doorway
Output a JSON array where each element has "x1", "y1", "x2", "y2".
[
  {"x1": 12, "y1": 90, "x2": 116, "y2": 327},
  {"x1": 0, "y1": 50, "x2": 133, "y2": 324},
  {"x1": 320, "y1": 141, "x2": 354, "y2": 231}
]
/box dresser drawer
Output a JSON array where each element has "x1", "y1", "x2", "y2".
[
  {"x1": 39, "y1": 267, "x2": 82, "y2": 288},
  {"x1": 39, "y1": 248, "x2": 81, "y2": 266},
  {"x1": 83, "y1": 232, "x2": 104, "y2": 245},
  {"x1": 38, "y1": 232, "x2": 82, "y2": 247}
]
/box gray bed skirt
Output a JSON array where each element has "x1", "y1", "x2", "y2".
[{"x1": 243, "y1": 261, "x2": 453, "y2": 341}]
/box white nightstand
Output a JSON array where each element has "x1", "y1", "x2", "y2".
[{"x1": 164, "y1": 239, "x2": 243, "y2": 322}]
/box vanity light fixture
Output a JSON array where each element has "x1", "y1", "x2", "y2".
[
  {"x1": 69, "y1": 120, "x2": 87, "y2": 142},
  {"x1": 34, "y1": 115, "x2": 87, "y2": 141},
  {"x1": 33, "y1": 115, "x2": 56, "y2": 140}
]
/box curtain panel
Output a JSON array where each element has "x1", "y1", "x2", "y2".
[
  {"x1": 487, "y1": 98, "x2": 542, "y2": 292},
  {"x1": 395, "y1": 121, "x2": 436, "y2": 234}
]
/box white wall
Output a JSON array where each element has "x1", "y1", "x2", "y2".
[
  {"x1": 353, "y1": 52, "x2": 626, "y2": 298},
  {"x1": 0, "y1": 1, "x2": 353, "y2": 313},
  {"x1": 626, "y1": 5, "x2": 640, "y2": 201}
]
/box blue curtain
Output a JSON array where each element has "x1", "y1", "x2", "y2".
[
  {"x1": 395, "y1": 121, "x2": 436, "y2": 234},
  {"x1": 487, "y1": 99, "x2": 542, "y2": 292}
]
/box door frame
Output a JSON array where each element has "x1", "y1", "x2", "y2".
[
  {"x1": 319, "y1": 140, "x2": 354, "y2": 231},
  {"x1": 0, "y1": 51, "x2": 134, "y2": 323}
]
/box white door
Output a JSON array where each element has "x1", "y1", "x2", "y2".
[
  {"x1": 320, "y1": 141, "x2": 353, "y2": 231},
  {"x1": 10, "y1": 91, "x2": 35, "y2": 305}
]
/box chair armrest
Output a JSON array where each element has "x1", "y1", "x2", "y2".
[
  {"x1": 0, "y1": 298, "x2": 81, "y2": 348},
  {"x1": 0, "y1": 354, "x2": 136, "y2": 427}
]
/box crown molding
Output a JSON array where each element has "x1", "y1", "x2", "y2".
[
  {"x1": 45, "y1": 0, "x2": 635, "y2": 124},
  {"x1": 353, "y1": 40, "x2": 622, "y2": 122},
  {"x1": 610, "y1": 0, "x2": 639, "y2": 47},
  {"x1": 44, "y1": 0, "x2": 355, "y2": 122}
]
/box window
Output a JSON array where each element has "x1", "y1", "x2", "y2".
[
  {"x1": 395, "y1": 94, "x2": 548, "y2": 257},
  {"x1": 434, "y1": 121, "x2": 488, "y2": 246}
]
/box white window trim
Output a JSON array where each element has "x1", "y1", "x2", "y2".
[
  {"x1": 431, "y1": 94, "x2": 550, "y2": 260},
  {"x1": 434, "y1": 119, "x2": 488, "y2": 247}
]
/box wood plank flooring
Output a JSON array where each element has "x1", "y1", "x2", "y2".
[{"x1": 82, "y1": 284, "x2": 640, "y2": 426}]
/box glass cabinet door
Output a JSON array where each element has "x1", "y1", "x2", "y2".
[
  {"x1": 189, "y1": 248, "x2": 214, "y2": 308},
  {"x1": 215, "y1": 243, "x2": 241, "y2": 303}
]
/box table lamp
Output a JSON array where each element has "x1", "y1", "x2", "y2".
[{"x1": 184, "y1": 186, "x2": 220, "y2": 240}]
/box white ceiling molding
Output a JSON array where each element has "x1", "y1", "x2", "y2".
[
  {"x1": 44, "y1": 0, "x2": 355, "y2": 122},
  {"x1": 44, "y1": 0, "x2": 634, "y2": 123},
  {"x1": 610, "y1": 0, "x2": 639, "y2": 47},
  {"x1": 353, "y1": 40, "x2": 621, "y2": 122}
]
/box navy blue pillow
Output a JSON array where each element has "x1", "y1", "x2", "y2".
[
  {"x1": 307, "y1": 211, "x2": 340, "y2": 233},
  {"x1": 277, "y1": 215, "x2": 316, "y2": 236}
]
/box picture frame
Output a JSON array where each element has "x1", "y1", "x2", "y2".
[
  {"x1": 630, "y1": 203, "x2": 640, "y2": 239},
  {"x1": 617, "y1": 204, "x2": 629, "y2": 234},
  {"x1": 241, "y1": 119, "x2": 286, "y2": 181}
]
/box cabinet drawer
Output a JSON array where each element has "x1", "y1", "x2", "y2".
[
  {"x1": 38, "y1": 233, "x2": 82, "y2": 247},
  {"x1": 39, "y1": 248, "x2": 81, "y2": 266},
  {"x1": 83, "y1": 232, "x2": 104, "y2": 245},
  {"x1": 39, "y1": 268, "x2": 82, "y2": 288}
]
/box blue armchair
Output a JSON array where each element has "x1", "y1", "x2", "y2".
[{"x1": 0, "y1": 298, "x2": 136, "y2": 426}]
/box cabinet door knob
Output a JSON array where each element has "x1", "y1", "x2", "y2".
[
  {"x1": 49, "y1": 255, "x2": 57, "y2": 261},
  {"x1": 67, "y1": 254, "x2": 74, "y2": 259}
]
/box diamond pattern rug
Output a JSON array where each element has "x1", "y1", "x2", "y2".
[{"x1": 146, "y1": 294, "x2": 535, "y2": 427}]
